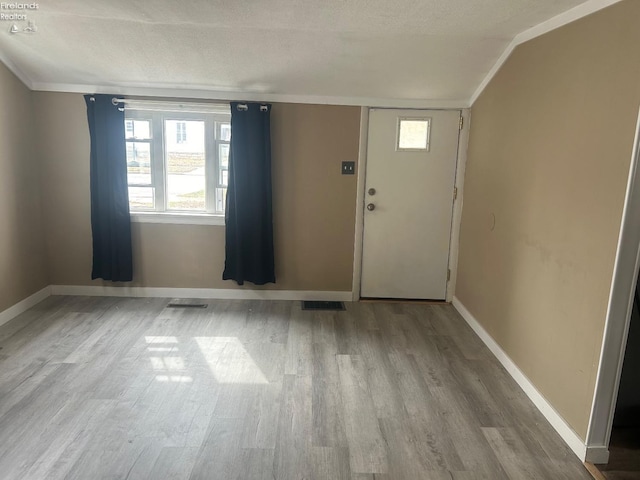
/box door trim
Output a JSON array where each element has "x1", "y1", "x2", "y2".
[
  {"x1": 352, "y1": 107, "x2": 470, "y2": 301},
  {"x1": 585, "y1": 106, "x2": 640, "y2": 463},
  {"x1": 446, "y1": 108, "x2": 471, "y2": 302},
  {"x1": 352, "y1": 107, "x2": 369, "y2": 301}
]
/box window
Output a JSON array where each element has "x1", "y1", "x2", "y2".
[
  {"x1": 175, "y1": 121, "x2": 187, "y2": 144},
  {"x1": 397, "y1": 117, "x2": 431, "y2": 151},
  {"x1": 125, "y1": 119, "x2": 134, "y2": 137},
  {"x1": 124, "y1": 102, "x2": 231, "y2": 216}
]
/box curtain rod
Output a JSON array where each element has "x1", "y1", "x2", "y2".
[
  {"x1": 108, "y1": 98, "x2": 232, "y2": 114},
  {"x1": 111, "y1": 98, "x2": 269, "y2": 112},
  {"x1": 236, "y1": 104, "x2": 270, "y2": 112},
  {"x1": 111, "y1": 98, "x2": 228, "y2": 107}
]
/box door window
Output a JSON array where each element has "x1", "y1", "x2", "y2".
[{"x1": 397, "y1": 117, "x2": 431, "y2": 151}]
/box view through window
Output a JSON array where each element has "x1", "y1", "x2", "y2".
[{"x1": 124, "y1": 103, "x2": 231, "y2": 215}]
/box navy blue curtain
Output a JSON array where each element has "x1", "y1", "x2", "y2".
[
  {"x1": 84, "y1": 94, "x2": 133, "y2": 282},
  {"x1": 223, "y1": 102, "x2": 275, "y2": 285}
]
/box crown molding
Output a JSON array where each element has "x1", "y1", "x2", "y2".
[
  {"x1": 30, "y1": 81, "x2": 469, "y2": 109},
  {"x1": 0, "y1": 46, "x2": 32, "y2": 89},
  {"x1": 470, "y1": 0, "x2": 624, "y2": 106}
]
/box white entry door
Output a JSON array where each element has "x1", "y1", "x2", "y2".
[{"x1": 361, "y1": 108, "x2": 461, "y2": 300}]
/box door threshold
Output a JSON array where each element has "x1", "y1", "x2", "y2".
[
  {"x1": 584, "y1": 462, "x2": 606, "y2": 480},
  {"x1": 359, "y1": 297, "x2": 449, "y2": 305}
]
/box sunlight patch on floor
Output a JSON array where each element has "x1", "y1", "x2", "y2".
[
  {"x1": 196, "y1": 336, "x2": 268, "y2": 384},
  {"x1": 145, "y1": 336, "x2": 192, "y2": 383}
]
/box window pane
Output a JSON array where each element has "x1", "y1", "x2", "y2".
[
  {"x1": 129, "y1": 186, "x2": 154, "y2": 209},
  {"x1": 220, "y1": 123, "x2": 231, "y2": 141},
  {"x1": 219, "y1": 169, "x2": 228, "y2": 187},
  {"x1": 216, "y1": 187, "x2": 227, "y2": 213},
  {"x1": 219, "y1": 143, "x2": 229, "y2": 187},
  {"x1": 126, "y1": 142, "x2": 152, "y2": 185},
  {"x1": 219, "y1": 143, "x2": 229, "y2": 168},
  {"x1": 125, "y1": 119, "x2": 151, "y2": 140},
  {"x1": 165, "y1": 120, "x2": 206, "y2": 211},
  {"x1": 398, "y1": 118, "x2": 430, "y2": 150},
  {"x1": 176, "y1": 122, "x2": 187, "y2": 143}
]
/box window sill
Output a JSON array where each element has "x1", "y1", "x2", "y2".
[{"x1": 130, "y1": 212, "x2": 225, "y2": 226}]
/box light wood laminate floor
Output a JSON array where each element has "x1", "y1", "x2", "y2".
[{"x1": 0, "y1": 296, "x2": 592, "y2": 479}]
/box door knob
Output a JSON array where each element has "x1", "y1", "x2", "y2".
[
  {"x1": 367, "y1": 203, "x2": 376, "y2": 211},
  {"x1": 368, "y1": 188, "x2": 376, "y2": 195}
]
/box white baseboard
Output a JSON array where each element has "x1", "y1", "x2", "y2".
[
  {"x1": 0, "y1": 286, "x2": 52, "y2": 328},
  {"x1": 50, "y1": 285, "x2": 352, "y2": 302},
  {"x1": 585, "y1": 445, "x2": 610, "y2": 464},
  {"x1": 452, "y1": 296, "x2": 589, "y2": 461}
]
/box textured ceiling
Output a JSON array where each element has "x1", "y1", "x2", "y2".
[{"x1": 0, "y1": 0, "x2": 593, "y2": 103}]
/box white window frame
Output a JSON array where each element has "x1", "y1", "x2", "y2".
[{"x1": 124, "y1": 102, "x2": 230, "y2": 225}]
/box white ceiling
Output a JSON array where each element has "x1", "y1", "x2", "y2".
[{"x1": 0, "y1": 0, "x2": 612, "y2": 105}]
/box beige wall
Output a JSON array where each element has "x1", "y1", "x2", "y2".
[
  {"x1": 0, "y1": 64, "x2": 48, "y2": 312},
  {"x1": 457, "y1": 0, "x2": 640, "y2": 440},
  {"x1": 35, "y1": 94, "x2": 360, "y2": 291}
]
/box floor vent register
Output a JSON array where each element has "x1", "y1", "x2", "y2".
[{"x1": 301, "y1": 301, "x2": 346, "y2": 311}]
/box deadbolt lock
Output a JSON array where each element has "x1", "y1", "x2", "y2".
[
  {"x1": 368, "y1": 188, "x2": 376, "y2": 195},
  {"x1": 367, "y1": 203, "x2": 376, "y2": 211}
]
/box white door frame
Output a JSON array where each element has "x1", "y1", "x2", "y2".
[
  {"x1": 585, "y1": 106, "x2": 640, "y2": 463},
  {"x1": 351, "y1": 107, "x2": 471, "y2": 302},
  {"x1": 351, "y1": 107, "x2": 369, "y2": 301}
]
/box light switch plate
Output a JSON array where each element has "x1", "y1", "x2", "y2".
[{"x1": 342, "y1": 161, "x2": 355, "y2": 175}]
